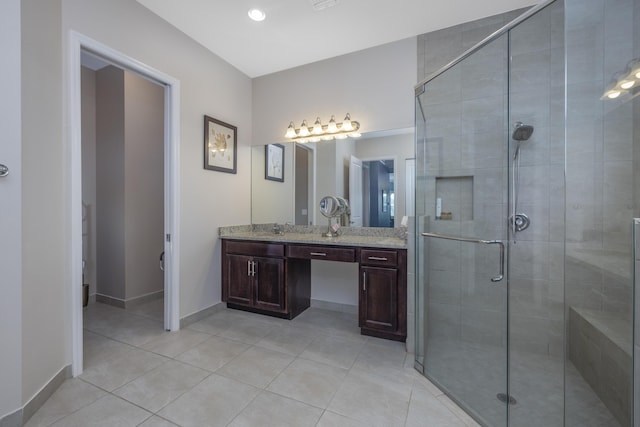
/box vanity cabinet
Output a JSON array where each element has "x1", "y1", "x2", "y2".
[
  {"x1": 221, "y1": 238, "x2": 406, "y2": 341},
  {"x1": 222, "y1": 240, "x2": 310, "y2": 319},
  {"x1": 226, "y1": 253, "x2": 285, "y2": 312},
  {"x1": 359, "y1": 249, "x2": 406, "y2": 342}
]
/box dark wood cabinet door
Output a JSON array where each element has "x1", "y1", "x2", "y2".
[
  {"x1": 253, "y1": 257, "x2": 285, "y2": 312},
  {"x1": 226, "y1": 254, "x2": 253, "y2": 306},
  {"x1": 359, "y1": 266, "x2": 397, "y2": 332}
]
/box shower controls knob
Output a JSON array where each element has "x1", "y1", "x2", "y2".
[
  {"x1": 0, "y1": 164, "x2": 9, "y2": 177},
  {"x1": 509, "y1": 213, "x2": 530, "y2": 232}
]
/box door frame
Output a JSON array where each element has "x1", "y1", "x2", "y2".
[{"x1": 67, "y1": 31, "x2": 181, "y2": 376}]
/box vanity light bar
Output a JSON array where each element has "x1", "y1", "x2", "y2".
[{"x1": 285, "y1": 113, "x2": 361, "y2": 143}]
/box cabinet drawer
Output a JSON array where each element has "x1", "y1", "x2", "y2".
[
  {"x1": 287, "y1": 245, "x2": 356, "y2": 262},
  {"x1": 360, "y1": 249, "x2": 398, "y2": 267},
  {"x1": 225, "y1": 240, "x2": 285, "y2": 257}
]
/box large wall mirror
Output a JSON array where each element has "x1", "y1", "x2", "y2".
[{"x1": 251, "y1": 129, "x2": 414, "y2": 227}]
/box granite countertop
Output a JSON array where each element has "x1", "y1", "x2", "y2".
[{"x1": 219, "y1": 224, "x2": 407, "y2": 249}]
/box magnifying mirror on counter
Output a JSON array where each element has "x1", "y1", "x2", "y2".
[{"x1": 319, "y1": 196, "x2": 344, "y2": 237}]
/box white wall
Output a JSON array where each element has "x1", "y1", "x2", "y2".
[
  {"x1": 0, "y1": 0, "x2": 22, "y2": 419},
  {"x1": 252, "y1": 37, "x2": 417, "y2": 145},
  {"x1": 61, "y1": 0, "x2": 253, "y2": 319}
]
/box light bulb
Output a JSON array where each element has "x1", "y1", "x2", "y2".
[
  {"x1": 327, "y1": 115, "x2": 338, "y2": 133},
  {"x1": 619, "y1": 80, "x2": 635, "y2": 89},
  {"x1": 607, "y1": 90, "x2": 621, "y2": 99},
  {"x1": 285, "y1": 122, "x2": 297, "y2": 139},
  {"x1": 313, "y1": 117, "x2": 323, "y2": 135},
  {"x1": 298, "y1": 120, "x2": 310, "y2": 137},
  {"x1": 247, "y1": 8, "x2": 266, "y2": 22},
  {"x1": 341, "y1": 113, "x2": 353, "y2": 131}
]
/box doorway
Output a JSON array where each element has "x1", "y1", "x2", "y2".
[
  {"x1": 294, "y1": 143, "x2": 314, "y2": 225},
  {"x1": 362, "y1": 159, "x2": 394, "y2": 228},
  {"x1": 69, "y1": 32, "x2": 181, "y2": 376},
  {"x1": 81, "y1": 53, "x2": 165, "y2": 313}
]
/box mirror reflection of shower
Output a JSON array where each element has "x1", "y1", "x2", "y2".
[{"x1": 510, "y1": 122, "x2": 534, "y2": 233}]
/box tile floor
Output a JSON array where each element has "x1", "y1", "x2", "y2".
[{"x1": 25, "y1": 301, "x2": 479, "y2": 427}]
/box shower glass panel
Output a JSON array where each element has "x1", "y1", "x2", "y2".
[
  {"x1": 415, "y1": 30, "x2": 510, "y2": 427},
  {"x1": 563, "y1": 0, "x2": 638, "y2": 425},
  {"x1": 507, "y1": 2, "x2": 566, "y2": 426}
]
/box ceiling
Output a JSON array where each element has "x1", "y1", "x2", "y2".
[{"x1": 135, "y1": 0, "x2": 536, "y2": 78}]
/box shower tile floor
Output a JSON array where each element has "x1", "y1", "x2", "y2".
[
  {"x1": 424, "y1": 339, "x2": 620, "y2": 427},
  {"x1": 25, "y1": 302, "x2": 479, "y2": 427}
]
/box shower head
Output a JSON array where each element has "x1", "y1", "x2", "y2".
[{"x1": 512, "y1": 122, "x2": 534, "y2": 141}]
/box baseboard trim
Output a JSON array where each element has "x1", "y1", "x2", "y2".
[
  {"x1": 95, "y1": 290, "x2": 164, "y2": 309},
  {"x1": 124, "y1": 290, "x2": 164, "y2": 308},
  {"x1": 1, "y1": 365, "x2": 72, "y2": 427},
  {"x1": 180, "y1": 302, "x2": 225, "y2": 328},
  {"x1": 95, "y1": 293, "x2": 125, "y2": 308},
  {"x1": 311, "y1": 299, "x2": 358, "y2": 314},
  {"x1": 0, "y1": 409, "x2": 21, "y2": 427}
]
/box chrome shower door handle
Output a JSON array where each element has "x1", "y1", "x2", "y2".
[
  {"x1": 421, "y1": 232, "x2": 505, "y2": 282},
  {"x1": 0, "y1": 164, "x2": 8, "y2": 177},
  {"x1": 159, "y1": 251, "x2": 165, "y2": 271},
  {"x1": 484, "y1": 240, "x2": 504, "y2": 282}
]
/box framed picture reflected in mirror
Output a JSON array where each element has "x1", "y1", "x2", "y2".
[{"x1": 265, "y1": 143, "x2": 284, "y2": 182}]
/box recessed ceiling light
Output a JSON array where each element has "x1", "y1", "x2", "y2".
[{"x1": 248, "y1": 8, "x2": 266, "y2": 22}]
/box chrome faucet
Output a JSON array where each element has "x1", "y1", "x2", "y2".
[{"x1": 272, "y1": 223, "x2": 283, "y2": 235}]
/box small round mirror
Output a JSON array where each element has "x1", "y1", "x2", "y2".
[{"x1": 319, "y1": 196, "x2": 340, "y2": 218}]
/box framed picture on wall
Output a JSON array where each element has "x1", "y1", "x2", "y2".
[
  {"x1": 204, "y1": 115, "x2": 237, "y2": 173},
  {"x1": 265, "y1": 143, "x2": 285, "y2": 182}
]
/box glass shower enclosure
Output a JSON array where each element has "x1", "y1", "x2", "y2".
[{"x1": 414, "y1": 0, "x2": 638, "y2": 425}]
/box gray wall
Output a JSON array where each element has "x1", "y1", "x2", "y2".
[
  {"x1": 12, "y1": 0, "x2": 253, "y2": 410},
  {"x1": 96, "y1": 66, "x2": 126, "y2": 300},
  {"x1": 1, "y1": 0, "x2": 22, "y2": 419},
  {"x1": 123, "y1": 70, "x2": 164, "y2": 301},
  {"x1": 21, "y1": 0, "x2": 66, "y2": 406},
  {"x1": 93, "y1": 66, "x2": 164, "y2": 303},
  {"x1": 62, "y1": 0, "x2": 253, "y2": 320},
  {"x1": 253, "y1": 37, "x2": 417, "y2": 144}
]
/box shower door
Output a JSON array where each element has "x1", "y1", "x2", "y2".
[
  {"x1": 414, "y1": 29, "x2": 511, "y2": 427},
  {"x1": 415, "y1": 3, "x2": 566, "y2": 426}
]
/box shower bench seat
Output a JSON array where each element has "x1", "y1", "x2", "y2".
[{"x1": 568, "y1": 307, "x2": 632, "y2": 426}]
